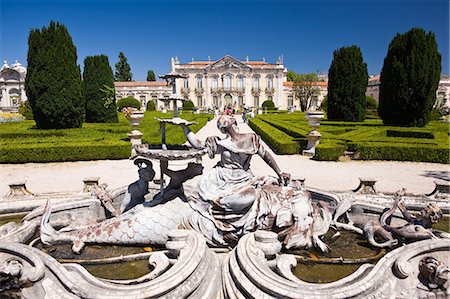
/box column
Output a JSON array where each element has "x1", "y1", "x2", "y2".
[{"x1": 244, "y1": 76, "x2": 251, "y2": 106}]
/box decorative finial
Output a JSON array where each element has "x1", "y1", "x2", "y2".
[{"x1": 246, "y1": 56, "x2": 249, "y2": 63}]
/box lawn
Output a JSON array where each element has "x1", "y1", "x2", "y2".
[
  {"x1": 249, "y1": 112, "x2": 449, "y2": 163},
  {"x1": 0, "y1": 111, "x2": 212, "y2": 163}
]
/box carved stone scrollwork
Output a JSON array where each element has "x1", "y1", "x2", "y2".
[
  {"x1": 223, "y1": 232, "x2": 450, "y2": 298},
  {"x1": 0, "y1": 230, "x2": 221, "y2": 298}
]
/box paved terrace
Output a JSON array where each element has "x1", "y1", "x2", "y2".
[{"x1": 1, "y1": 116, "x2": 448, "y2": 196}]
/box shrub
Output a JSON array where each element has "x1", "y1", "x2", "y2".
[
  {"x1": 320, "y1": 96, "x2": 328, "y2": 112},
  {"x1": 262, "y1": 100, "x2": 275, "y2": 110},
  {"x1": 146, "y1": 101, "x2": 156, "y2": 111},
  {"x1": 378, "y1": 28, "x2": 441, "y2": 127},
  {"x1": 83, "y1": 55, "x2": 118, "y2": 123},
  {"x1": 117, "y1": 97, "x2": 141, "y2": 111},
  {"x1": 26, "y1": 21, "x2": 84, "y2": 129},
  {"x1": 19, "y1": 101, "x2": 34, "y2": 120},
  {"x1": 182, "y1": 100, "x2": 195, "y2": 111},
  {"x1": 314, "y1": 142, "x2": 347, "y2": 161},
  {"x1": 327, "y1": 45, "x2": 368, "y2": 121},
  {"x1": 248, "y1": 118, "x2": 300, "y2": 154}
]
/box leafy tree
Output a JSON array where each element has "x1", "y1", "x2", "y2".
[
  {"x1": 117, "y1": 97, "x2": 141, "y2": 111},
  {"x1": 147, "y1": 70, "x2": 156, "y2": 81},
  {"x1": 378, "y1": 28, "x2": 441, "y2": 127},
  {"x1": 293, "y1": 73, "x2": 320, "y2": 111},
  {"x1": 83, "y1": 55, "x2": 118, "y2": 123},
  {"x1": 114, "y1": 52, "x2": 132, "y2": 81},
  {"x1": 26, "y1": 21, "x2": 84, "y2": 129},
  {"x1": 287, "y1": 70, "x2": 298, "y2": 82},
  {"x1": 19, "y1": 101, "x2": 34, "y2": 120},
  {"x1": 327, "y1": 45, "x2": 368, "y2": 121}
]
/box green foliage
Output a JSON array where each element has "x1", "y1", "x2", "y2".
[
  {"x1": 114, "y1": 52, "x2": 132, "y2": 81},
  {"x1": 25, "y1": 21, "x2": 84, "y2": 129},
  {"x1": 287, "y1": 70, "x2": 298, "y2": 82},
  {"x1": 182, "y1": 100, "x2": 195, "y2": 111},
  {"x1": 146, "y1": 101, "x2": 156, "y2": 111},
  {"x1": 320, "y1": 96, "x2": 328, "y2": 112},
  {"x1": 327, "y1": 45, "x2": 368, "y2": 121},
  {"x1": 249, "y1": 113, "x2": 448, "y2": 163},
  {"x1": 117, "y1": 97, "x2": 141, "y2": 111},
  {"x1": 19, "y1": 101, "x2": 34, "y2": 120},
  {"x1": 293, "y1": 73, "x2": 320, "y2": 111},
  {"x1": 378, "y1": 28, "x2": 441, "y2": 127},
  {"x1": 147, "y1": 70, "x2": 156, "y2": 81},
  {"x1": 365, "y1": 96, "x2": 378, "y2": 109},
  {"x1": 262, "y1": 100, "x2": 275, "y2": 110},
  {"x1": 0, "y1": 112, "x2": 212, "y2": 163},
  {"x1": 248, "y1": 118, "x2": 300, "y2": 154},
  {"x1": 83, "y1": 55, "x2": 118, "y2": 123}
]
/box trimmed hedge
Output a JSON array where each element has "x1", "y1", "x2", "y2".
[
  {"x1": 250, "y1": 113, "x2": 448, "y2": 163},
  {"x1": 117, "y1": 97, "x2": 141, "y2": 111},
  {"x1": 248, "y1": 118, "x2": 300, "y2": 154},
  {"x1": 0, "y1": 112, "x2": 212, "y2": 163}
]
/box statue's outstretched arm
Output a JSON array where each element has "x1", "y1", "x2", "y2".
[
  {"x1": 398, "y1": 200, "x2": 415, "y2": 222},
  {"x1": 258, "y1": 148, "x2": 290, "y2": 185},
  {"x1": 181, "y1": 124, "x2": 205, "y2": 149}
]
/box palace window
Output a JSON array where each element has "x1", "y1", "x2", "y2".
[
  {"x1": 267, "y1": 76, "x2": 273, "y2": 89},
  {"x1": 253, "y1": 77, "x2": 260, "y2": 89},
  {"x1": 197, "y1": 96, "x2": 202, "y2": 108},
  {"x1": 253, "y1": 96, "x2": 259, "y2": 107},
  {"x1": 213, "y1": 96, "x2": 219, "y2": 107},
  {"x1": 223, "y1": 74, "x2": 232, "y2": 90},
  {"x1": 196, "y1": 76, "x2": 202, "y2": 89},
  {"x1": 237, "y1": 76, "x2": 244, "y2": 90},
  {"x1": 238, "y1": 96, "x2": 244, "y2": 107},
  {"x1": 183, "y1": 78, "x2": 189, "y2": 89},
  {"x1": 212, "y1": 77, "x2": 218, "y2": 89}
]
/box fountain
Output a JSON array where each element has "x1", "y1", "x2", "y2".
[{"x1": 0, "y1": 101, "x2": 449, "y2": 297}]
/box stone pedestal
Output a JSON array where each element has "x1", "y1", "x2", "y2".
[
  {"x1": 353, "y1": 177, "x2": 377, "y2": 194},
  {"x1": 126, "y1": 111, "x2": 144, "y2": 156},
  {"x1": 5, "y1": 181, "x2": 34, "y2": 198},
  {"x1": 82, "y1": 177, "x2": 100, "y2": 193},
  {"x1": 302, "y1": 110, "x2": 324, "y2": 156}
]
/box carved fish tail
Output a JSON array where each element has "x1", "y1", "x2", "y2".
[{"x1": 40, "y1": 200, "x2": 58, "y2": 245}]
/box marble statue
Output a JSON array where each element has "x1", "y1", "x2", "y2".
[{"x1": 40, "y1": 115, "x2": 333, "y2": 253}]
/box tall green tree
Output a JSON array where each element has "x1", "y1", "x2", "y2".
[
  {"x1": 83, "y1": 55, "x2": 118, "y2": 123},
  {"x1": 293, "y1": 73, "x2": 320, "y2": 111},
  {"x1": 378, "y1": 28, "x2": 441, "y2": 127},
  {"x1": 147, "y1": 70, "x2": 156, "y2": 81},
  {"x1": 25, "y1": 21, "x2": 84, "y2": 129},
  {"x1": 287, "y1": 70, "x2": 298, "y2": 82},
  {"x1": 114, "y1": 52, "x2": 132, "y2": 81},
  {"x1": 327, "y1": 45, "x2": 368, "y2": 121}
]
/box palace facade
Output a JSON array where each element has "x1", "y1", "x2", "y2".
[{"x1": 0, "y1": 60, "x2": 27, "y2": 112}]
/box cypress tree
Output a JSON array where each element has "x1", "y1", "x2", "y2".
[
  {"x1": 327, "y1": 45, "x2": 368, "y2": 121},
  {"x1": 378, "y1": 28, "x2": 441, "y2": 127},
  {"x1": 83, "y1": 55, "x2": 118, "y2": 123},
  {"x1": 25, "y1": 21, "x2": 84, "y2": 129},
  {"x1": 115, "y1": 52, "x2": 132, "y2": 81},
  {"x1": 147, "y1": 70, "x2": 156, "y2": 81}
]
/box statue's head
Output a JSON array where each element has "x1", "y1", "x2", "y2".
[
  {"x1": 421, "y1": 203, "x2": 443, "y2": 224},
  {"x1": 419, "y1": 256, "x2": 449, "y2": 287},
  {"x1": 217, "y1": 115, "x2": 237, "y2": 134}
]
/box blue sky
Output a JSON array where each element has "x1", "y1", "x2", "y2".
[{"x1": 1, "y1": 0, "x2": 448, "y2": 81}]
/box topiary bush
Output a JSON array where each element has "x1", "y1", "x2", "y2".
[
  {"x1": 146, "y1": 101, "x2": 156, "y2": 111},
  {"x1": 182, "y1": 100, "x2": 195, "y2": 111},
  {"x1": 26, "y1": 21, "x2": 84, "y2": 129},
  {"x1": 117, "y1": 97, "x2": 141, "y2": 111},
  {"x1": 262, "y1": 100, "x2": 275, "y2": 110}
]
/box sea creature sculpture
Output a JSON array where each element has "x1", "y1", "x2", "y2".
[
  {"x1": 363, "y1": 189, "x2": 442, "y2": 248},
  {"x1": 120, "y1": 159, "x2": 155, "y2": 213},
  {"x1": 419, "y1": 256, "x2": 449, "y2": 289}
]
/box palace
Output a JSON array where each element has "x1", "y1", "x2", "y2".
[
  {"x1": 115, "y1": 55, "x2": 327, "y2": 112},
  {"x1": 0, "y1": 60, "x2": 27, "y2": 113}
]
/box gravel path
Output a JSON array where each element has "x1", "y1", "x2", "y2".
[{"x1": 1, "y1": 116, "x2": 448, "y2": 196}]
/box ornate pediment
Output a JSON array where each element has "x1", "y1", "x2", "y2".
[{"x1": 205, "y1": 55, "x2": 251, "y2": 72}]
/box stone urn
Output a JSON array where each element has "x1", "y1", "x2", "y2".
[
  {"x1": 126, "y1": 111, "x2": 144, "y2": 156},
  {"x1": 302, "y1": 110, "x2": 324, "y2": 156}
]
